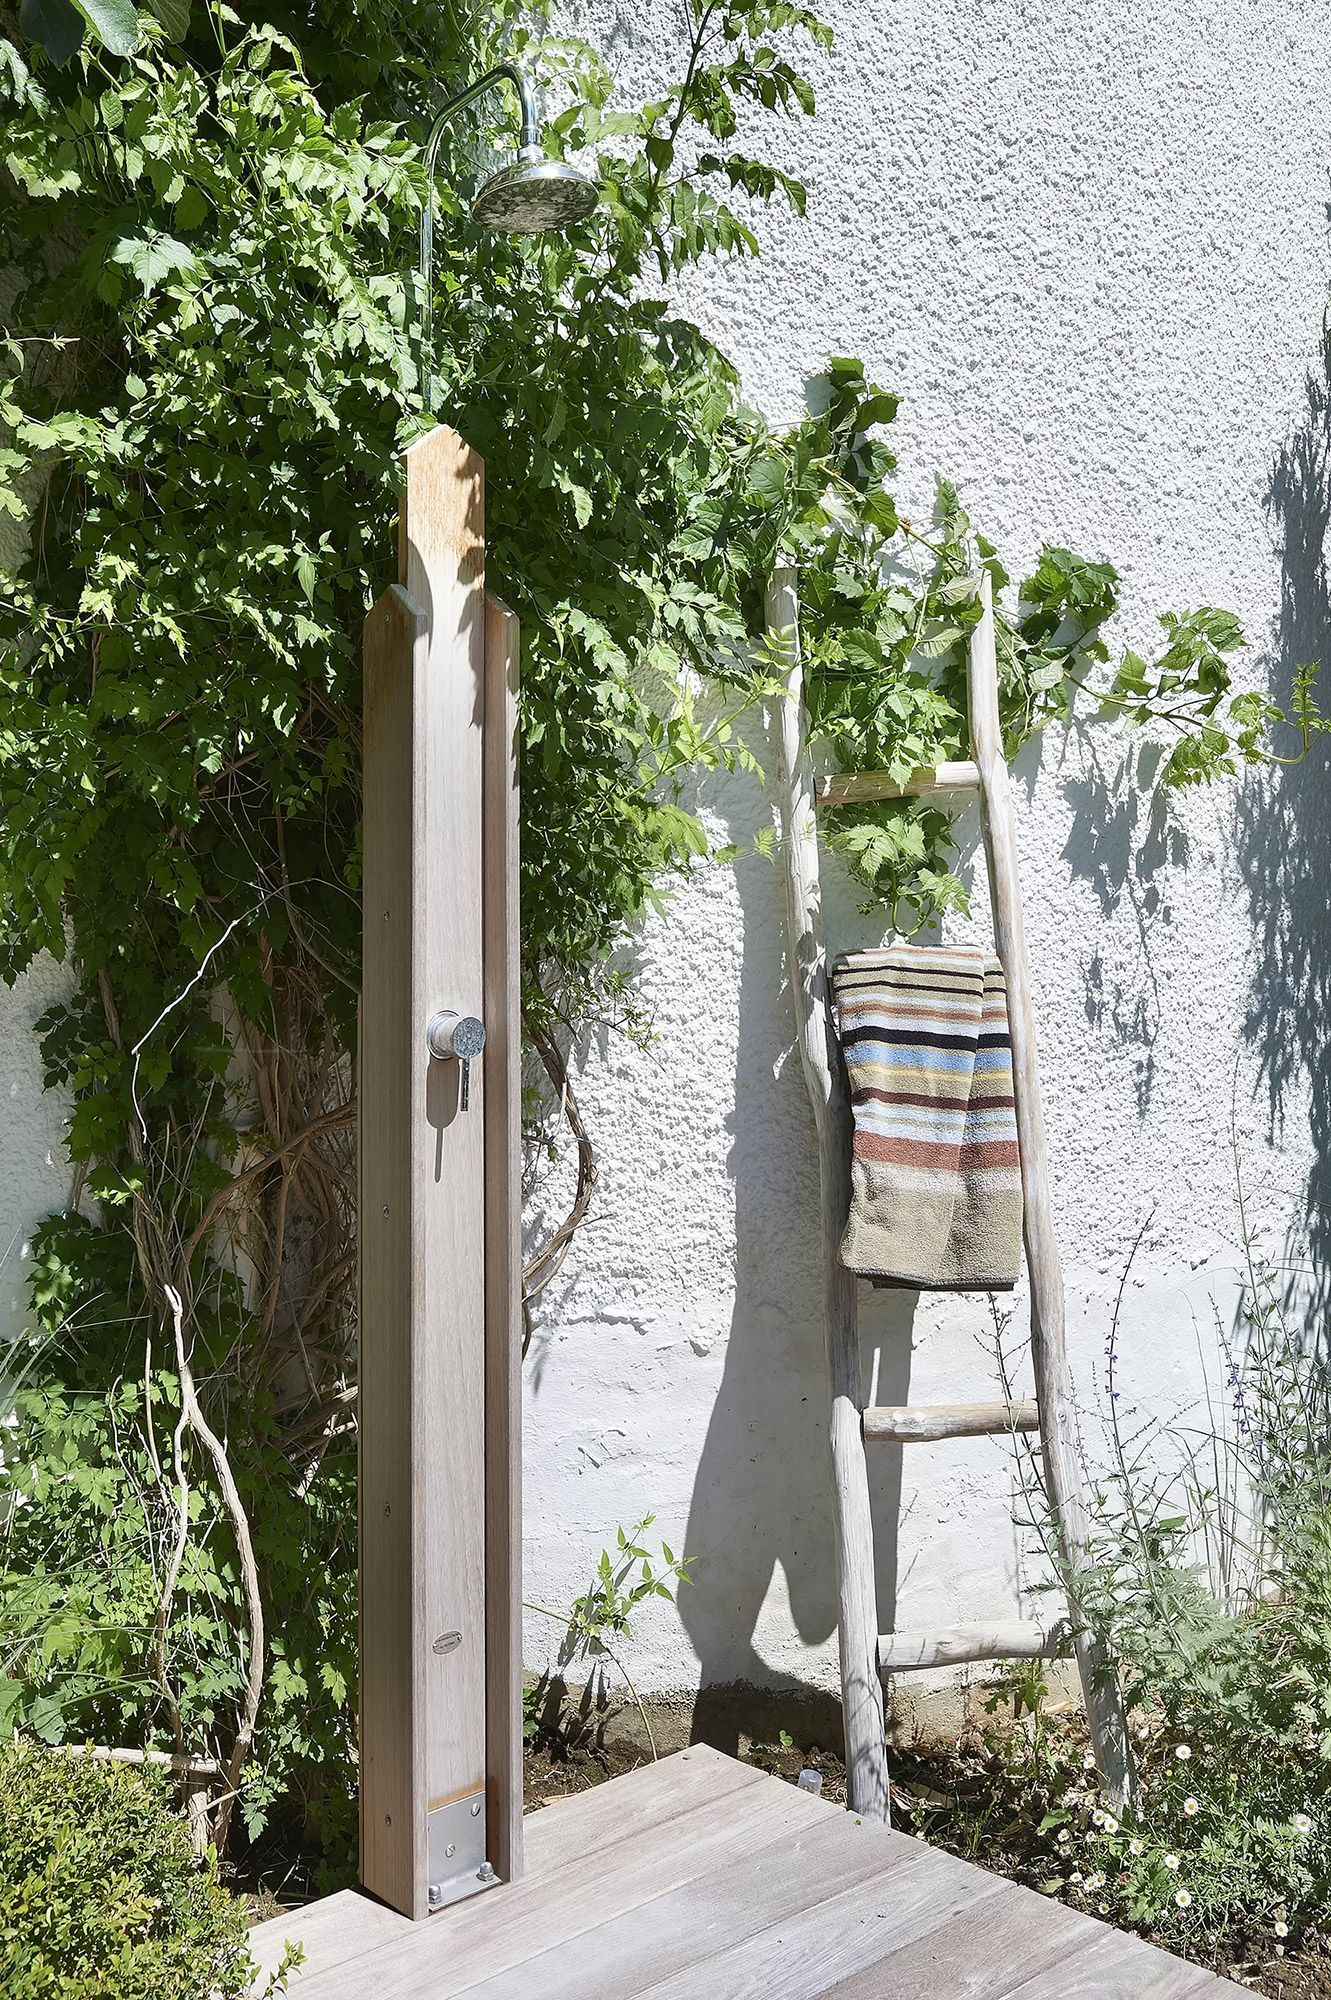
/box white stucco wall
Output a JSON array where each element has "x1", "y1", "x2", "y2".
[
  {"x1": 524, "y1": 0, "x2": 1331, "y2": 1700},
  {"x1": 2, "y1": 4, "x2": 1327, "y2": 1718},
  {"x1": 0, "y1": 962, "x2": 73, "y2": 1346},
  {"x1": 0, "y1": 453, "x2": 76, "y2": 1349}
]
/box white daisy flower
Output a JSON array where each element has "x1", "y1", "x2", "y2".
[
  {"x1": 1294, "y1": 1813, "x2": 1312, "y2": 1835},
  {"x1": 1183, "y1": 1798, "x2": 1199, "y2": 1817},
  {"x1": 1274, "y1": 1921, "x2": 1289, "y2": 1939},
  {"x1": 1102, "y1": 1815, "x2": 1119, "y2": 1835},
  {"x1": 1129, "y1": 1838, "x2": 1144, "y2": 1856},
  {"x1": 1173, "y1": 1744, "x2": 1192, "y2": 1762},
  {"x1": 1164, "y1": 1854, "x2": 1180, "y2": 1871},
  {"x1": 1175, "y1": 1889, "x2": 1192, "y2": 1909},
  {"x1": 1085, "y1": 1873, "x2": 1104, "y2": 1891}
]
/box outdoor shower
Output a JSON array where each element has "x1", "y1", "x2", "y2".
[
  {"x1": 419, "y1": 61, "x2": 600, "y2": 353},
  {"x1": 413, "y1": 60, "x2": 598, "y2": 1108},
  {"x1": 356, "y1": 57, "x2": 599, "y2": 1923}
]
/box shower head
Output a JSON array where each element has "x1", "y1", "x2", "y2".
[
  {"x1": 471, "y1": 145, "x2": 600, "y2": 234},
  {"x1": 418, "y1": 63, "x2": 601, "y2": 357}
]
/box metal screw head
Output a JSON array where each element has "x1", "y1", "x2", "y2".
[
  {"x1": 444, "y1": 1842, "x2": 456, "y2": 1859},
  {"x1": 477, "y1": 1860, "x2": 499, "y2": 1885},
  {"x1": 469, "y1": 1800, "x2": 482, "y2": 1817}
]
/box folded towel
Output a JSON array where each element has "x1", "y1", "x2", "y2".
[{"x1": 832, "y1": 943, "x2": 1023, "y2": 1290}]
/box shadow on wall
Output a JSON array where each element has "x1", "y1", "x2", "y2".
[
  {"x1": 1059, "y1": 732, "x2": 1187, "y2": 1118},
  {"x1": 676, "y1": 768, "x2": 916, "y2": 1755},
  {"x1": 1238, "y1": 322, "x2": 1331, "y2": 1318}
]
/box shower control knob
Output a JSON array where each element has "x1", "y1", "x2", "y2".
[{"x1": 426, "y1": 1011, "x2": 486, "y2": 1109}]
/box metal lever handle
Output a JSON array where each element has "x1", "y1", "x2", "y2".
[{"x1": 426, "y1": 1010, "x2": 486, "y2": 1110}]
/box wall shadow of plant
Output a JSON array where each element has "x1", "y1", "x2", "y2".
[
  {"x1": 1059, "y1": 735, "x2": 1187, "y2": 1116},
  {"x1": 1238, "y1": 321, "x2": 1331, "y2": 1318}
]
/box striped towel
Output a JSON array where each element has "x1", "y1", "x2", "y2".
[{"x1": 832, "y1": 944, "x2": 1023, "y2": 1290}]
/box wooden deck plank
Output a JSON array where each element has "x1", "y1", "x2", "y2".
[
  {"x1": 814, "y1": 1884, "x2": 1096, "y2": 1998},
  {"x1": 629, "y1": 1834, "x2": 1013, "y2": 1999},
  {"x1": 249, "y1": 1748, "x2": 751, "y2": 1995},
  {"x1": 997, "y1": 1925, "x2": 1242, "y2": 1998},
  {"x1": 523, "y1": 1743, "x2": 762, "y2": 1873},
  {"x1": 289, "y1": 1753, "x2": 827, "y2": 1998},
  {"x1": 815, "y1": 1877, "x2": 1245, "y2": 1999},
  {"x1": 250, "y1": 1753, "x2": 1247, "y2": 2000},
  {"x1": 452, "y1": 1809, "x2": 919, "y2": 1999},
  {"x1": 248, "y1": 1889, "x2": 414, "y2": 1985}
]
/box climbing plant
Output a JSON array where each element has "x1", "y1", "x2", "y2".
[{"x1": 0, "y1": 0, "x2": 1320, "y2": 1864}]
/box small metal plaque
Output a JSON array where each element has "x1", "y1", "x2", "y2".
[{"x1": 426, "y1": 1789, "x2": 491, "y2": 1913}]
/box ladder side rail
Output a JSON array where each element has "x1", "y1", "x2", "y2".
[
  {"x1": 967, "y1": 570, "x2": 1133, "y2": 1810},
  {"x1": 769, "y1": 569, "x2": 891, "y2": 1826}
]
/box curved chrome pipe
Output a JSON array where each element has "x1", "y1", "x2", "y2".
[{"x1": 418, "y1": 63, "x2": 538, "y2": 358}]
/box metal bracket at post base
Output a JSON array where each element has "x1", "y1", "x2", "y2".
[{"x1": 426, "y1": 1789, "x2": 498, "y2": 1912}]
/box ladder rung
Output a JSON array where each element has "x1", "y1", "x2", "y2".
[
  {"x1": 819, "y1": 760, "x2": 981, "y2": 807},
  {"x1": 862, "y1": 1400, "x2": 1039, "y2": 1443},
  {"x1": 879, "y1": 1622, "x2": 1067, "y2": 1672}
]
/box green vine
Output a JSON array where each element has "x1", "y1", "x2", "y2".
[{"x1": 0, "y1": 0, "x2": 1320, "y2": 1866}]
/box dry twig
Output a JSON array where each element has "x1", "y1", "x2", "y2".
[{"x1": 162, "y1": 1282, "x2": 266, "y2": 1852}]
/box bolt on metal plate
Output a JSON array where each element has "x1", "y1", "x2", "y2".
[{"x1": 426, "y1": 1789, "x2": 492, "y2": 1913}]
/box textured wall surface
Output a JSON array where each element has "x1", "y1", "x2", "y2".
[
  {"x1": 524, "y1": 0, "x2": 1331, "y2": 1698},
  {"x1": 0, "y1": 335, "x2": 75, "y2": 1352},
  {"x1": 0, "y1": 960, "x2": 74, "y2": 1349},
  {"x1": 3, "y1": 5, "x2": 1328, "y2": 1714}
]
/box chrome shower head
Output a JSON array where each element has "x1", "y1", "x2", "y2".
[
  {"x1": 471, "y1": 145, "x2": 600, "y2": 234},
  {"x1": 418, "y1": 63, "x2": 601, "y2": 357}
]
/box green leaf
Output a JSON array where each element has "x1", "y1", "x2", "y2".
[
  {"x1": 18, "y1": 0, "x2": 85, "y2": 64},
  {"x1": 743, "y1": 456, "x2": 786, "y2": 506},
  {"x1": 72, "y1": 0, "x2": 140, "y2": 56},
  {"x1": 145, "y1": 0, "x2": 189, "y2": 35},
  {"x1": 109, "y1": 230, "x2": 197, "y2": 292},
  {"x1": 173, "y1": 184, "x2": 208, "y2": 230}
]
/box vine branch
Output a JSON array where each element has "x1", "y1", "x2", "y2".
[
  {"x1": 162, "y1": 1282, "x2": 266, "y2": 1852},
  {"x1": 522, "y1": 1016, "x2": 598, "y2": 1354}
]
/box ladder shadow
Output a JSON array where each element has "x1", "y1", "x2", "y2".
[{"x1": 677, "y1": 762, "x2": 917, "y2": 1759}]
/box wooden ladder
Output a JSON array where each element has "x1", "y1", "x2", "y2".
[{"x1": 770, "y1": 564, "x2": 1132, "y2": 1825}]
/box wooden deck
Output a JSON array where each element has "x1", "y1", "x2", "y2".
[{"x1": 249, "y1": 1746, "x2": 1246, "y2": 1998}]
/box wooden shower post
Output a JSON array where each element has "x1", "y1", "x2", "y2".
[{"x1": 359, "y1": 425, "x2": 522, "y2": 1920}]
